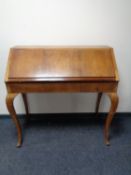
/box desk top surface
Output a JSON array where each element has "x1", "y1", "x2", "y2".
[{"x1": 5, "y1": 46, "x2": 119, "y2": 82}]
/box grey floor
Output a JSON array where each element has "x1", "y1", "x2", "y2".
[{"x1": 0, "y1": 113, "x2": 131, "y2": 175}]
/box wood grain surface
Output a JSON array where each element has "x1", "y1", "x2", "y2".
[{"x1": 6, "y1": 46, "x2": 118, "y2": 82}]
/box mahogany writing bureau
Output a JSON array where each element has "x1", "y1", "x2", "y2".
[{"x1": 5, "y1": 46, "x2": 119, "y2": 147}]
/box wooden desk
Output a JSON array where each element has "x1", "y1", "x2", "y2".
[{"x1": 5, "y1": 46, "x2": 119, "y2": 147}]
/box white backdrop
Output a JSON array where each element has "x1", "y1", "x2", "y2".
[{"x1": 0, "y1": 0, "x2": 131, "y2": 114}]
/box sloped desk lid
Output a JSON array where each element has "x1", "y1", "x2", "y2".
[{"x1": 6, "y1": 46, "x2": 119, "y2": 82}]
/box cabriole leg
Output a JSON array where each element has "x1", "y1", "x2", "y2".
[
  {"x1": 104, "y1": 92, "x2": 119, "y2": 146},
  {"x1": 6, "y1": 93, "x2": 22, "y2": 147}
]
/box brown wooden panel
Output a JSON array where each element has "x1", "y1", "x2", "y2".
[
  {"x1": 6, "y1": 81, "x2": 118, "y2": 93},
  {"x1": 7, "y1": 46, "x2": 116, "y2": 82}
]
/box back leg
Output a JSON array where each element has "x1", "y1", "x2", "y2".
[
  {"x1": 95, "y1": 92, "x2": 103, "y2": 116},
  {"x1": 22, "y1": 93, "x2": 29, "y2": 121}
]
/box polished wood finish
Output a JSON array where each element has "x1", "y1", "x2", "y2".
[
  {"x1": 6, "y1": 46, "x2": 117, "y2": 82},
  {"x1": 5, "y1": 46, "x2": 119, "y2": 147}
]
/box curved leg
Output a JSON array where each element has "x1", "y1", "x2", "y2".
[
  {"x1": 6, "y1": 93, "x2": 22, "y2": 147},
  {"x1": 95, "y1": 92, "x2": 103, "y2": 115},
  {"x1": 104, "y1": 92, "x2": 119, "y2": 146},
  {"x1": 22, "y1": 93, "x2": 29, "y2": 121}
]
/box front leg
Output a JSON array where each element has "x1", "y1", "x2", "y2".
[
  {"x1": 6, "y1": 93, "x2": 22, "y2": 147},
  {"x1": 104, "y1": 92, "x2": 119, "y2": 145}
]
